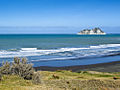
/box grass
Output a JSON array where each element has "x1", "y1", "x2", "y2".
[
  {"x1": 1, "y1": 70, "x2": 120, "y2": 90},
  {"x1": 0, "y1": 75, "x2": 59, "y2": 90}
]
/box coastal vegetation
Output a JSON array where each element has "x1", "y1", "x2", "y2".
[
  {"x1": 0, "y1": 57, "x2": 41, "y2": 84},
  {"x1": 0, "y1": 57, "x2": 120, "y2": 90}
]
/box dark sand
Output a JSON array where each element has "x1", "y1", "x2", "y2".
[{"x1": 34, "y1": 61, "x2": 120, "y2": 72}]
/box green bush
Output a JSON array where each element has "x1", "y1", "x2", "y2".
[
  {"x1": 0, "y1": 73, "x2": 2, "y2": 81},
  {"x1": 11, "y1": 57, "x2": 34, "y2": 80},
  {"x1": 0, "y1": 57, "x2": 42, "y2": 84},
  {"x1": 0, "y1": 61, "x2": 11, "y2": 75}
]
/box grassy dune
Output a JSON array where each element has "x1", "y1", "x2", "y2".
[{"x1": 1, "y1": 70, "x2": 120, "y2": 90}]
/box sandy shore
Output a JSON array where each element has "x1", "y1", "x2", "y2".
[{"x1": 34, "y1": 60, "x2": 120, "y2": 72}]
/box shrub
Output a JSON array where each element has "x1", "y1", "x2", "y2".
[
  {"x1": 0, "y1": 57, "x2": 42, "y2": 83},
  {"x1": 0, "y1": 73, "x2": 2, "y2": 81},
  {"x1": 32, "y1": 72, "x2": 42, "y2": 84},
  {"x1": 11, "y1": 57, "x2": 34, "y2": 80},
  {"x1": 0, "y1": 61, "x2": 11, "y2": 75}
]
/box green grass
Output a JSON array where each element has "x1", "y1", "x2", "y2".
[
  {"x1": 78, "y1": 71, "x2": 115, "y2": 77},
  {"x1": 54, "y1": 70, "x2": 117, "y2": 79},
  {"x1": 1, "y1": 71, "x2": 120, "y2": 90},
  {"x1": 0, "y1": 75, "x2": 33, "y2": 90}
]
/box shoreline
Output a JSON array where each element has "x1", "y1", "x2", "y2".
[{"x1": 34, "y1": 60, "x2": 120, "y2": 72}]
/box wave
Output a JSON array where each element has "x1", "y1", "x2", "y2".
[
  {"x1": 90, "y1": 44, "x2": 120, "y2": 49},
  {"x1": 30, "y1": 57, "x2": 77, "y2": 62},
  {"x1": 0, "y1": 44, "x2": 120, "y2": 60},
  {"x1": 21, "y1": 48, "x2": 37, "y2": 51}
]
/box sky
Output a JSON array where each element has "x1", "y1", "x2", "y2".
[{"x1": 0, "y1": 0, "x2": 120, "y2": 34}]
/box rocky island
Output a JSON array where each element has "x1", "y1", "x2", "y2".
[{"x1": 77, "y1": 28, "x2": 106, "y2": 35}]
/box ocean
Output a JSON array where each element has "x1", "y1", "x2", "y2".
[{"x1": 0, "y1": 34, "x2": 120, "y2": 67}]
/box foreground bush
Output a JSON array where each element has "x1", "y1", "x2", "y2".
[
  {"x1": 11, "y1": 57, "x2": 34, "y2": 80},
  {"x1": 0, "y1": 57, "x2": 41, "y2": 83},
  {"x1": 0, "y1": 61, "x2": 11, "y2": 75},
  {"x1": 0, "y1": 73, "x2": 2, "y2": 81}
]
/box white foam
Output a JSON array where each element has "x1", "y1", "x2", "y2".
[
  {"x1": 31, "y1": 57, "x2": 77, "y2": 62},
  {"x1": 0, "y1": 44, "x2": 120, "y2": 59},
  {"x1": 90, "y1": 44, "x2": 120, "y2": 49},
  {"x1": 21, "y1": 48, "x2": 37, "y2": 51}
]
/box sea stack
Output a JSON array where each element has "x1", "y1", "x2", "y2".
[{"x1": 77, "y1": 28, "x2": 106, "y2": 35}]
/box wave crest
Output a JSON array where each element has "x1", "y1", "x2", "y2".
[{"x1": 0, "y1": 44, "x2": 120, "y2": 60}]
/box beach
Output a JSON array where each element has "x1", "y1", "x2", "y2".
[{"x1": 35, "y1": 60, "x2": 120, "y2": 72}]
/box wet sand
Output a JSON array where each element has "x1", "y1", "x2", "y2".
[{"x1": 34, "y1": 60, "x2": 120, "y2": 72}]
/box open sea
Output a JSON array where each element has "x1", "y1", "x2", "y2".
[{"x1": 0, "y1": 34, "x2": 120, "y2": 67}]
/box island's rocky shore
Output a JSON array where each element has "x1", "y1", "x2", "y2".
[
  {"x1": 34, "y1": 60, "x2": 120, "y2": 72},
  {"x1": 77, "y1": 27, "x2": 106, "y2": 35}
]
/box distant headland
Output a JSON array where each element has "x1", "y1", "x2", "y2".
[{"x1": 77, "y1": 27, "x2": 106, "y2": 35}]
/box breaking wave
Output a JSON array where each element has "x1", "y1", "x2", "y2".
[{"x1": 0, "y1": 44, "x2": 120, "y2": 61}]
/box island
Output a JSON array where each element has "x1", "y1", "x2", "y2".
[{"x1": 77, "y1": 27, "x2": 106, "y2": 35}]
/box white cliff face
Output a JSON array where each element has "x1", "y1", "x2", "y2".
[{"x1": 77, "y1": 28, "x2": 106, "y2": 35}]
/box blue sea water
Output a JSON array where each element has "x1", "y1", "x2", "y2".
[{"x1": 0, "y1": 34, "x2": 120, "y2": 67}]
